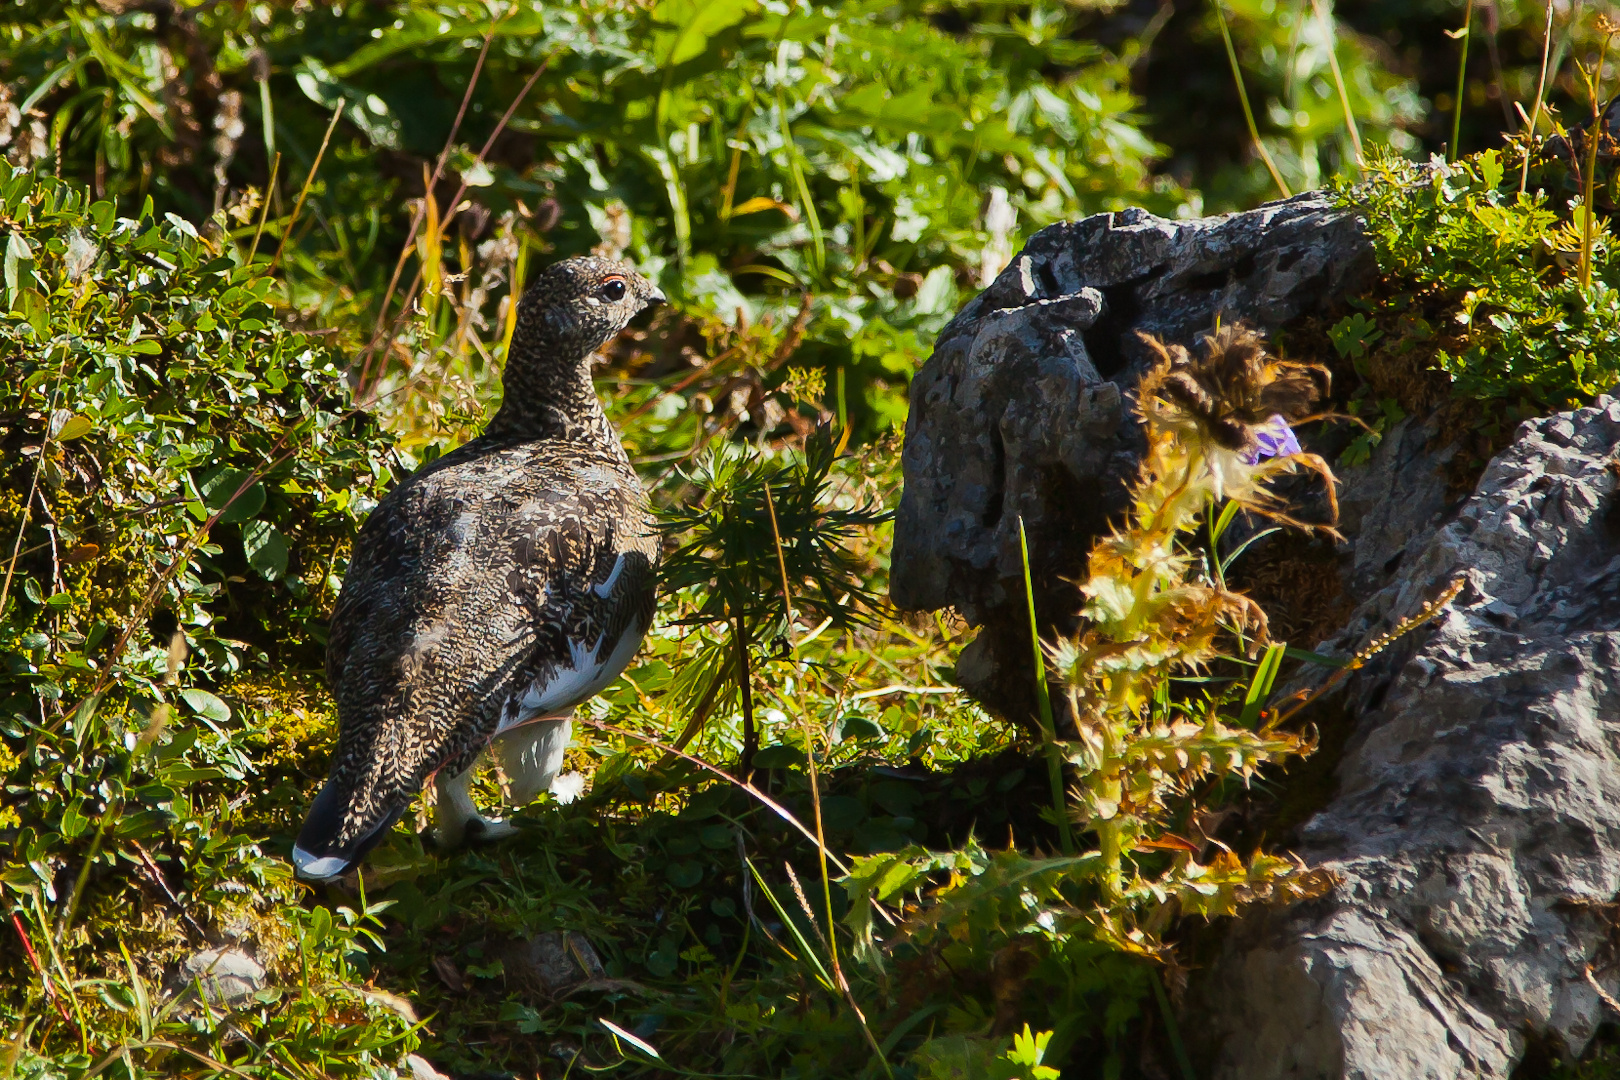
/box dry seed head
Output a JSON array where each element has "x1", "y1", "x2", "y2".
[{"x1": 1137, "y1": 323, "x2": 1330, "y2": 455}]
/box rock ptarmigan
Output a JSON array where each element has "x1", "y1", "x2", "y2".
[{"x1": 292, "y1": 256, "x2": 664, "y2": 881}]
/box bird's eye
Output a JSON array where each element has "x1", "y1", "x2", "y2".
[{"x1": 600, "y1": 278, "x2": 628, "y2": 302}]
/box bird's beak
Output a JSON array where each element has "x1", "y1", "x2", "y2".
[{"x1": 645, "y1": 286, "x2": 667, "y2": 307}]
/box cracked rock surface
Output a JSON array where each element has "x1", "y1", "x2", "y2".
[
  {"x1": 891, "y1": 192, "x2": 1374, "y2": 722},
  {"x1": 173, "y1": 947, "x2": 266, "y2": 1007},
  {"x1": 1196, "y1": 399, "x2": 1620, "y2": 1079}
]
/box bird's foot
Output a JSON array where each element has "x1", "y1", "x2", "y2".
[
  {"x1": 431, "y1": 808, "x2": 519, "y2": 850},
  {"x1": 463, "y1": 814, "x2": 519, "y2": 842},
  {"x1": 433, "y1": 767, "x2": 519, "y2": 849}
]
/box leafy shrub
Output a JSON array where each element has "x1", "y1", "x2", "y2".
[
  {"x1": 0, "y1": 0, "x2": 1192, "y2": 454},
  {"x1": 0, "y1": 162, "x2": 413, "y2": 1075},
  {"x1": 1326, "y1": 144, "x2": 1620, "y2": 464}
]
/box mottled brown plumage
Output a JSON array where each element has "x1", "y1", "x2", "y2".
[{"x1": 293, "y1": 256, "x2": 664, "y2": 880}]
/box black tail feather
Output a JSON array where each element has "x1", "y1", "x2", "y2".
[{"x1": 291, "y1": 777, "x2": 405, "y2": 881}]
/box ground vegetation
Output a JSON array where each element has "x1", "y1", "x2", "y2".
[{"x1": 4, "y1": 1, "x2": 1620, "y2": 1077}]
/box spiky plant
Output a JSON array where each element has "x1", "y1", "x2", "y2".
[
  {"x1": 847, "y1": 324, "x2": 1339, "y2": 967},
  {"x1": 657, "y1": 428, "x2": 888, "y2": 766},
  {"x1": 1059, "y1": 325, "x2": 1338, "y2": 925}
]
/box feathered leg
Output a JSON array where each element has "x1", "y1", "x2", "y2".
[
  {"x1": 432, "y1": 716, "x2": 573, "y2": 850},
  {"x1": 494, "y1": 714, "x2": 572, "y2": 805},
  {"x1": 433, "y1": 763, "x2": 518, "y2": 847}
]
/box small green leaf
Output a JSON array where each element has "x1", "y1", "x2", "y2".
[
  {"x1": 835, "y1": 714, "x2": 882, "y2": 742},
  {"x1": 197, "y1": 468, "x2": 267, "y2": 523},
  {"x1": 665, "y1": 860, "x2": 704, "y2": 888},
  {"x1": 59, "y1": 798, "x2": 88, "y2": 840},
  {"x1": 752, "y1": 744, "x2": 805, "y2": 769},
  {"x1": 54, "y1": 415, "x2": 94, "y2": 441},
  {"x1": 242, "y1": 520, "x2": 288, "y2": 580},
  {"x1": 4, "y1": 229, "x2": 32, "y2": 299},
  {"x1": 178, "y1": 689, "x2": 230, "y2": 723}
]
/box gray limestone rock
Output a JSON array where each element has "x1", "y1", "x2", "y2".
[
  {"x1": 175, "y1": 947, "x2": 266, "y2": 1008},
  {"x1": 502, "y1": 930, "x2": 606, "y2": 998},
  {"x1": 1197, "y1": 398, "x2": 1620, "y2": 1079},
  {"x1": 892, "y1": 192, "x2": 1375, "y2": 722},
  {"x1": 1333, "y1": 414, "x2": 1463, "y2": 601}
]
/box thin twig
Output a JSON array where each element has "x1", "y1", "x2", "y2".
[
  {"x1": 363, "y1": 15, "x2": 503, "y2": 371},
  {"x1": 1214, "y1": 0, "x2": 1291, "y2": 198},
  {"x1": 62, "y1": 434, "x2": 301, "y2": 724},
  {"x1": 128, "y1": 839, "x2": 210, "y2": 939},
  {"x1": 358, "y1": 49, "x2": 556, "y2": 394},
  {"x1": 623, "y1": 346, "x2": 741, "y2": 422},
  {"x1": 247, "y1": 151, "x2": 280, "y2": 264},
  {"x1": 0, "y1": 353, "x2": 70, "y2": 619},
  {"x1": 12, "y1": 914, "x2": 73, "y2": 1029},
  {"x1": 267, "y1": 100, "x2": 345, "y2": 279},
  {"x1": 1519, "y1": 0, "x2": 1558, "y2": 195},
  {"x1": 573, "y1": 716, "x2": 849, "y2": 874}
]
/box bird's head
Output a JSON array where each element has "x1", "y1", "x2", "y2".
[
  {"x1": 513, "y1": 255, "x2": 665, "y2": 362},
  {"x1": 488, "y1": 255, "x2": 665, "y2": 439}
]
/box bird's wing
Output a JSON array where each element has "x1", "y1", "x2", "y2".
[{"x1": 301, "y1": 444, "x2": 654, "y2": 869}]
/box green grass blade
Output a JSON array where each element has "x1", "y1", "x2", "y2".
[
  {"x1": 1449, "y1": 0, "x2": 1474, "y2": 161},
  {"x1": 1208, "y1": 499, "x2": 1241, "y2": 545},
  {"x1": 1239, "y1": 642, "x2": 1287, "y2": 728},
  {"x1": 1283, "y1": 646, "x2": 1349, "y2": 668},
  {"x1": 1213, "y1": 0, "x2": 1290, "y2": 198},
  {"x1": 745, "y1": 858, "x2": 836, "y2": 992},
  {"x1": 1020, "y1": 516, "x2": 1075, "y2": 856},
  {"x1": 1219, "y1": 526, "x2": 1281, "y2": 575},
  {"x1": 1152, "y1": 969, "x2": 1198, "y2": 1080}
]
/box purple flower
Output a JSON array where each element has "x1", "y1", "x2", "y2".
[{"x1": 1241, "y1": 414, "x2": 1301, "y2": 465}]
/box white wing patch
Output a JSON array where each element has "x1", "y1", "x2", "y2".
[
  {"x1": 496, "y1": 617, "x2": 648, "y2": 735},
  {"x1": 291, "y1": 847, "x2": 351, "y2": 881},
  {"x1": 593, "y1": 553, "x2": 627, "y2": 598}
]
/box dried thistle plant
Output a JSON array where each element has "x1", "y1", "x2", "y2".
[
  {"x1": 1054, "y1": 323, "x2": 1339, "y2": 938},
  {"x1": 847, "y1": 323, "x2": 1339, "y2": 966}
]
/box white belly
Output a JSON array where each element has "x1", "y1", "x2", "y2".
[{"x1": 495, "y1": 619, "x2": 647, "y2": 734}]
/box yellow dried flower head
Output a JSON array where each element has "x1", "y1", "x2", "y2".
[{"x1": 1138, "y1": 323, "x2": 1329, "y2": 457}]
